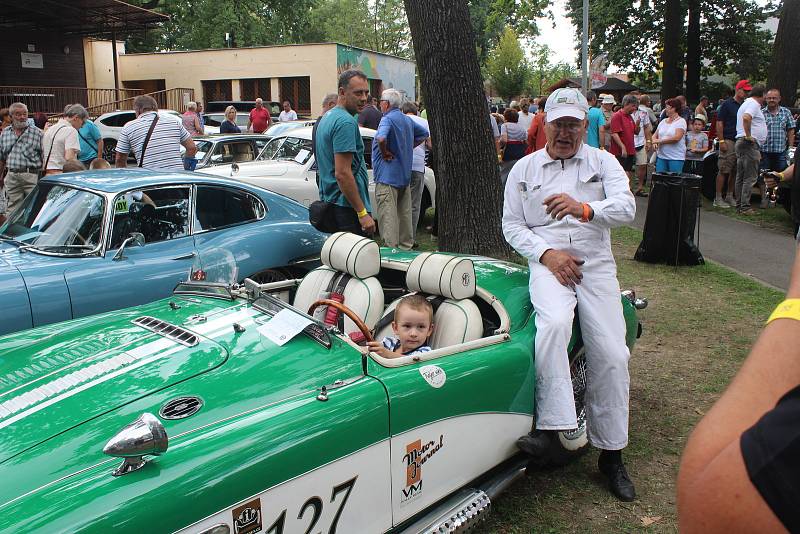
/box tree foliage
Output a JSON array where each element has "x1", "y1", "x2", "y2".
[
  {"x1": 526, "y1": 44, "x2": 577, "y2": 96},
  {"x1": 564, "y1": 0, "x2": 772, "y2": 97},
  {"x1": 468, "y1": 0, "x2": 550, "y2": 66},
  {"x1": 308, "y1": 0, "x2": 412, "y2": 57},
  {"x1": 486, "y1": 27, "x2": 529, "y2": 101}
]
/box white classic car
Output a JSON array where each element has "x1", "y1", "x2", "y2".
[{"x1": 201, "y1": 127, "x2": 437, "y2": 221}]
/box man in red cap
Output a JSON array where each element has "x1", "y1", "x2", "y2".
[{"x1": 714, "y1": 80, "x2": 751, "y2": 207}]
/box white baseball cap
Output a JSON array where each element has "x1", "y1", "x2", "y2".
[
  {"x1": 544, "y1": 88, "x2": 590, "y2": 122},
  {"x1": 601, "y1": 94, "x2": 616, "y2": 105}
]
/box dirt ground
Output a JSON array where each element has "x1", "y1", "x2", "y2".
[{"x1": 479, "y1": 226, "x2": 783, "y2": 533}]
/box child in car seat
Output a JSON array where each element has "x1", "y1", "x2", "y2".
[{"x1": 368, "y1": 294, "x2": 434, "y2": 358}]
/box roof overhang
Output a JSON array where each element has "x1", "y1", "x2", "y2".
[{"x1": 0, "y1": 1, "x2": 168, "y2": 38}]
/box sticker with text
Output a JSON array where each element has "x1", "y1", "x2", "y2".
[{"x1": 419, "y1": 365, "x2": 446, "y2": 388}]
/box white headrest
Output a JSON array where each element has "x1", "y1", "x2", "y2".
[
  {"x1": 406, "y1": 252, "x2": 476, "y2": 300},
  {"x1": 320, "y1": 232, "x2": 380, "y2": 279}
]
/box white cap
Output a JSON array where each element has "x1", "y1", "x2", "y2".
[
  {"x1": 544, "y1": 88, "x2": 590, "y2": 122},
  {"x1": 601, "y1": 94, "x2": 616, "y2": 105}
]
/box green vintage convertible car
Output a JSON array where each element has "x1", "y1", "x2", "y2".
[{"x1": 0, "y1": 232, "x2": 645, "y2": 533}]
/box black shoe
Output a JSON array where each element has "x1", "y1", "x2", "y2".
[
  {"x1": 516, "y1": 430, "x2": 553, "y2": 457},
  {"x1": 598, "y1": 454, "x2": 636, "y2": 501}
]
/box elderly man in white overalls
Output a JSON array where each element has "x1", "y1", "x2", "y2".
[{"x1": 502, "y1": 88, "x2": 637, "y2": 501}]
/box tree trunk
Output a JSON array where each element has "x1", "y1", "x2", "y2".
[
  {"x1": 660, "y1": 0, "x2": 683, "y2": 99},
  {"x1": 685, "y1": 0, "x2": 701, "y2": 102},
  {"x1": 404, "y1": 0, "x2": 511, "y2": 257},
  {"x1": 768, "y1": 0, "x2": 800, "y2": 106}
]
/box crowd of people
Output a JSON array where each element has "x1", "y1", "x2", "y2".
[{"x1": 489, "y1": 81, "x2": 798, "y2": 218}]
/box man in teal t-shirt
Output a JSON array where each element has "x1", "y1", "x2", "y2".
[
  {"x1": 315, "y1": 69, "x2": 375, "y2": 236},
  {"x1": 586, "y1": 91, "x2": 606, "y2": 149}
]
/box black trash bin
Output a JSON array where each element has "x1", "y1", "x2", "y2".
[{"x1": 635, "y1": 172, "x2": 704, "y2": 265}]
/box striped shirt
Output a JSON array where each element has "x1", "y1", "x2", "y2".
[
  {"x1": 761, "y1": 105, "x2": 796, "y2": 153},
  {"x1": 0, "y1": 125, "x2": 43, "y2": 170},
  {"x1": 116, "y1": 111, "x2": 190, "y2": 171},
  {"x1": 380, "y1": 336, "x2": 431, "y2": 356}
]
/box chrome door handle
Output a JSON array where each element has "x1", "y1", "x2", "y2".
[{"x1": 171, "y1": 252, "x2": 196, "y2": 260}]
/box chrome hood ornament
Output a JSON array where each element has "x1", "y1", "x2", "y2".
[{"x1": 103, "y1": 413, "x2": 169, "y2": 476}]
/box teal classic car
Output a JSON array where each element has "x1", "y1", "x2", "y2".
[{"x1": 0, "y1": 232, "x2": 645, "y2": 533}]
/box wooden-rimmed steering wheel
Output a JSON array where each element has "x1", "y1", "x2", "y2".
[{"x1": 307, "y1": 299, "x2": 374, "y2": 342}]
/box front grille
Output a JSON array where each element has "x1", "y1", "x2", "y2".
[
  {"x1": 132, "y1": 316, "x2": 199, "y2": 347},
  {"x1": 159, "y1": 396, "x2": 204, "y2": 419}
]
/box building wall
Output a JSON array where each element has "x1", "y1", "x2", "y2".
[
  {"x1": 0, "y1": 31, "x2": 86, "y2": 87},
  {"x1": 118, "y1": 44, "x2": 339, "y2": 116},
  {"x1": 336, "y1": 45, "x2": 416, "y2": 100},
  {"x1": 83, "y1": 39, "x2": 124, "y2": 90}
]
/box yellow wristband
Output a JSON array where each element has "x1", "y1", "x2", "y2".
[
  {"x1": 356, "y1": 208, "x2": 368, "y2": 218},
  {"x1": 778, "y1": 171, "x2": 786, "y2": 181},
  {"x1": 767, "y1": 299, "x2": 800, "y2": 324}
]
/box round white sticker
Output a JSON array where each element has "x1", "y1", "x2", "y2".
[{"x1": 419, "y1": 365, "x2": 446, "y2": 388}]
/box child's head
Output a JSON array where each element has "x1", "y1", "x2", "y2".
[
  {"x1": 692, "y1": 117, "x2": 705, "y2": 132},
  {"x1": 392, "y1": 294, "x2": 435, "y2": 351},
  {"x1": 61, "y1": 160, "x2": 86, "y2": 173},
  {"x1": 89, "y1": 158, "x2": 111, "y2": 170}
]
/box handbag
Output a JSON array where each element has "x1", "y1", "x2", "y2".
[{"x1": 308, "y1": 200, "x2": 339, "y2": 233}]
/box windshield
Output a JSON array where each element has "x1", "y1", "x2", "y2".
[
  {"x1": 257, "y1": 136, "x2": 286, "y2": 161},
  {"x1": 194, "y1": 140, "x2": 212, "y2": 160},
  {"x1": 268, "y1": 136, "x2": 313, "y2": 164},
  {"x1": 0, "y1": 183, "x2": 105, "y2": 254}
]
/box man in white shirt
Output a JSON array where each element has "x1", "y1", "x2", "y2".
[
  {"x1": 502, "y1": 87, "x2": 637, "y2": 502},
  {"x1": 402, "y1": 101, "x2": 431, "y2": 240},
  {"x1": 41, "y1": 107, "x2": 81, "y2": 174},
  {"x1": 735, "y1": 85, "x2": 768, "y2": 214},
  {"x1": 279, "y1": 100, "x2": 298, "y2": 122}
]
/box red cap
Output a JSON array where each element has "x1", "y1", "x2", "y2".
[{"x1": 736, "y1": 80, "x2": 753, "y2": 91}]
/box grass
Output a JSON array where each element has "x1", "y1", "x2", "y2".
[
  {"x1": 414, "y1": 222, "x2": 783, "y2": 533},
  {"x1": 701, "y1": 196, "x2": 796, "y2": 235}
]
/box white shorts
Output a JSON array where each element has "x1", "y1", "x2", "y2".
[{"x1": 635, "y1": 145, "x2": 648, "y2": 166}]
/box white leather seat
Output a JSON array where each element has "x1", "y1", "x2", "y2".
[
  {"x1": 293, "y1": 232, "x2": 384, "y2": 335},
  {"x1": 376, "y1": 252, "x2": 483, "y2": 350}
]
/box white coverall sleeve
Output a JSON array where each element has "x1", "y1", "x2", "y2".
[
  {"x1": 502, "y1": 160, "x2": 553, "y2": 263},
  {"x1": 587, "y1": 153, "x2": 636, "y2": 228}
]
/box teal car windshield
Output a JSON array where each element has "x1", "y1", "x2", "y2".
[{"x1": 0, "y1": 183, "x2": 105, "y2": 253}]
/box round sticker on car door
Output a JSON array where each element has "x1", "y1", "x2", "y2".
[{"x1": 419, "y1": 365, "x2": 446, "y2": 388}]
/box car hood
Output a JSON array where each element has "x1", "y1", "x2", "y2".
[{"x1": 0, "y1": 305, "x2": 229, "y2": 468}]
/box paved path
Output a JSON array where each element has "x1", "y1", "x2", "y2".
[{"x1": 630, "y1": 196, "x2": 795, "y2": 291}]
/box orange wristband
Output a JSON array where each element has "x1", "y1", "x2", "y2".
[{"x1": 580, "y1": 203, "x2": 590, "y2": 223}]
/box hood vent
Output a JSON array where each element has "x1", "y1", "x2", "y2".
[
  {"x1": 133, "y1": 316, "x2": 198, "y2": 347},
  {"x1": 159, "y1": 396, "x2": 203, "y2": 420}
]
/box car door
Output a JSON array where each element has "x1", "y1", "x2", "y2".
[
  {"x1": 192, "y1": 184, "x2": 273, "y2": 281},
  {"x1": 366, "y1": 337, "x2": 534, "y2": 525},
  {"x1": 65, "y1": 185, "x2": 197, "y2": 319}
]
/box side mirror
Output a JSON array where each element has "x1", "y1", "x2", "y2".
[
  {"x1": 103, "y1": 413, "x2": 168, "y2": 476},
  {"x1": 231, "y1": 162, "x2": 239, "y2": 174},
  {"x1": 112, "y1": 232, "x2": 144, "y2": 261}
]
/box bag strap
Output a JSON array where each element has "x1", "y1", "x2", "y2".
[
  {"x1": 42, "y1": 125, "x2": 68, "y2": 171},
  {"x1": 76, "y1": 129, "x2": 98, "y2": 152},
  {"x1": 138, "y1": 114, "x2": 160, "y2": 168}
]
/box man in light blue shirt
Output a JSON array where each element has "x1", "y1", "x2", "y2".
[
  {"x1": 372, "y1": 89, "x2": 429, "y2": 250},
  {"x1": 586, "y1": 91, "x2": 606, "y2": 149},
  {"x1": 77, "y1": 118, "x2": 103, "y2": 165}
]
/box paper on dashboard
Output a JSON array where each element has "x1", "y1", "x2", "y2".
[{"x1": 257, "y1": 309, "x2": 313, "y2": 346}]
